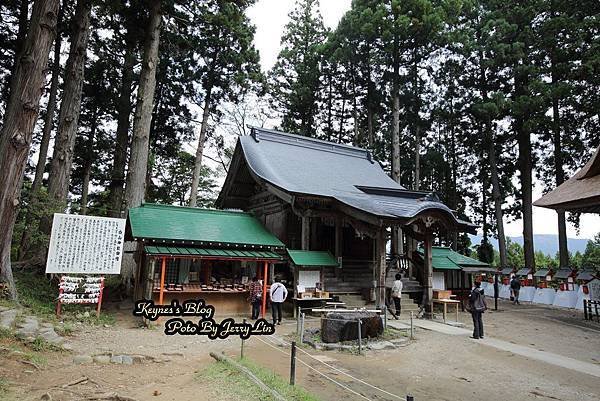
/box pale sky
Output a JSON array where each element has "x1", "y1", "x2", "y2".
[{"x1": 241, "y1": 0, "x2": 600, "y2": 240}]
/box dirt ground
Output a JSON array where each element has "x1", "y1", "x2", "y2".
[{"x1": 2, "y1": 300, "x2": 600, "y2": 401}]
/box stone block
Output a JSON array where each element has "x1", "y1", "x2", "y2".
[
  {"x1": 73, "y1": 355, "x2": 93, "y2": 365},
  {"x1": 320, "y1": 312, "x2": 383, "y2": 343},
  {"x1": 110, "y1": 355, "x2": 123, "y2": 364},
  {"x1": 94, "y1": 355, "x2": 111, "y2": 364}
]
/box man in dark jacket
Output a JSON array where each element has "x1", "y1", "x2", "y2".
[
  {"x1": 469, "y1": 281, "x2": 487, "y2": 339},
  {"x1": 510, "y1": 276, "x2": 521, "y2": 305}
]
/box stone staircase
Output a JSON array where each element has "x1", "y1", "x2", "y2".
[
  {"x1": 336, "y1": 293, "x2": 371, "y2": 308},
  {"x1": 323, "y1": 260, "x2": 374, "y2": 294},
  {"x1": 391, "y1": 293, "x2": 421, "y2": 318},
  {"x1": 321, "y1": 257, "x2": 424, "y2": 317}
]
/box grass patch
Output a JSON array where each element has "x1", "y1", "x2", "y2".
[
  {"x1": 200, "y1": 356, "x2": 321, "y2": 401},
  {"x1": 379, "y1": 327, "x2": 408, "y2": 340},
  {"x1": 30, "y1": 337, "x2": 62, "y2": 352},
  {"x1": 19, "y1": 350, "x2": 48, "y2": 366},
  {"x1": 14, "y1": 271, "x2": 57, "y2": 320},
  {"x1": 0, "y1": 327, "x2": 16, "y2": 340}
]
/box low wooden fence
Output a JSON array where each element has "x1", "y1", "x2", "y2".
[{"x1": 583, "y1": 299, "x2": 600, "y2": 322}]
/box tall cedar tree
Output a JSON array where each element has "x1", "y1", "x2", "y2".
[
  {"x1": 106, "y1": 1, "x2": 143, "y2": 217},
  {"x1": 124, "y1": 0, "x2": 162, "y2": 211},
  {"x1": 46, "y1": 0, "x2": 92, "y2": 204},
  {"x1": 269, "y1": 0, "x2": 327, "y2": 137},
  {"x1": 188, "y1": 0, "x2": 262, "y2": 207},
  {"x1": 0, "y1": 0, "x2": 59, "y2": 299}
]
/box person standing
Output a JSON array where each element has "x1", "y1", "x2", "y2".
[
  {"x1": 248, "y1": 276, "x2": 262, "y2": 319},
  {"x1": 391, "y1": 273, "x2": 403, "y2": 319},
  {"x1": 468, "y1": 281, "x2": 487, "y2": 339},
  {"x1": 269, "y1": 277, "x2": 288, "y2": 325},
  {"x1": 510, "y1": 275, "x2": 521, "y2": 305}
]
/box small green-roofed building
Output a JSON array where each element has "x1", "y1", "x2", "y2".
[
  {"x1": 127, "y1": 203, "x2": 284, "y2": 317},
  {"x1": 416, "y1": 247, "x2": 490, "y2": 271},
  {"x1": 415, "y1": 247, "x2": 493, "y2": 294},
  {"x1": 127, "y1": 203, "x2": 284, "y2": 248}
]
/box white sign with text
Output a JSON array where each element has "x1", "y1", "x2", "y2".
[{"x1": 45, "y1": 214, "x2": 126, "y2": 274}]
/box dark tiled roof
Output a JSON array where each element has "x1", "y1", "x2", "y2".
[{"x1": 231, "y1": 127, "x2": 474, "y2": 230}]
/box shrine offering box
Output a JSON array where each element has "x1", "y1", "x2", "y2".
[{"x1": 433, "y1": 290, "x2": 452, "y2": 300}]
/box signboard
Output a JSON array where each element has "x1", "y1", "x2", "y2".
[
  {"x1": 46, "y1": 213, "x2": 126, "y2": 274},
  {"x1": 589, "y1": 279, "x2": 600, "y2": 302}
]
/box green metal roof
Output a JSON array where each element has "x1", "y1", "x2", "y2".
[
  {"x1": 144, "y1": 246, "x2": 282, "y2": 260},
  {"x1": 128, "y1": 204, "x2": 284, "y2": 248},
  {"x1": 287, "y1": 250, "x2": 339, "y2": 267},
  {"x1": 418, "y1": 247, "x2": 489, "y2": 270}
]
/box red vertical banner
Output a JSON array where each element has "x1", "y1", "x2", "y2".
[{"x1": 159, "y1": 257, "x2": 167, "y2": 305}]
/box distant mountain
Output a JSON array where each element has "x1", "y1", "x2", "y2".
[{"x1": 468, "y1": 234, "x2": 590, "y2": 256}]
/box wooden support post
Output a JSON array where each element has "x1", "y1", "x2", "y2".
[
  {"x1": 261, "y1": 261, "x2": 268, "y2": 318},
  {"x1": 301, "y1": 215, "x2": 310, "y2": 250},
  {"x1": 290, "y1": 341, "x2": 297, "y2": 385},
  {"x1": 423, "y1": 235, "x2": 433, "y2": 318},
  {"x1": 159, "y1": 256, "x2": 166, "y2": 305},
  {"x1": 241, "y1": 318, "x2": 246, "y2": 359},
  {"x1": 334, "y1": 216, "x2": 342, "y2": 278},
  {"x1": 407, "y1": 235, "x2": 414, "y2": 279},
  {"x1": 144, "y1": 258, "x2": 156, "y2": 300},
  {"x1": 398, "y1": 227, "x2": 404, "y2": 255},
  {"x1": 96, "y1": 277, "x2": 105, "y2": 318},
  {"x1": 375, "y1": 228, "x2": 387, "y2": 309},
  {"x1": 310, "y1": 217, "x2": 318, "y2": 250}
]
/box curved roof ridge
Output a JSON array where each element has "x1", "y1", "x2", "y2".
[
  {"x1": 250, "y1": 126, "x2": 373, "y2": 161},
  {"x1": 141, "y1": 203, "x2": 250, "y2": 216}
]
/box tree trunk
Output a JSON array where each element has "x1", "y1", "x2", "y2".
[
  {"x1": 414, "y1": 125, "x2": 421, "y2": 190},
  {"x1": 124, "y1": 0, "x2": 162, "y2": 212},
  {"x1": 47, "y1": 0, "x2": 92, "y2": 203},
  {"x1": 366, "y1": 44, "x2": 373, "y2": 147},
  {"x1": 515, "y1": 70, "x2": 535, "y2": 270},
  {"x1": 390, "y1": 10, "x2": 401, "y2": 256},
  {"x1": 338, "y1": 79, "x2": 346, "y2": 144},
  {"x1": 5, "y1": 0, "x2": 31, "y2": 103},
  {"x1": 412, "y1": 53, "x2": 421, "y2": 191},
  {"x1": 551, "y1": 53, "x2": 568, "y2": 268},
  {"x1": 450, "y1": 105, "x2": 458, "y2": 250},
  {"x1": 326, "y1": 73, "x2": 333, "y2": 142},
  {"x1": 80, "y1": 108, "x2": 98, "y2": 215},
  {"x1": 189, "y1": 86, "x2": 212, "y2": 207},
  {"x1": 0, "y1": 0, "x2": 59, "y2": 300},
  {"x1": 107, "y1": 25, "x2": 137, "y2": 218},
  {"x1": 391, "y1": 12, "x2": 400, "y2": 184},
  {"x1": 488, "y1": 129, "x2": 508, "y2": 268},
  {"x1": 32, "y1": 12, "x2": 62, "y2": 193},
  {"x1": 519, "y1": 125, "x2": 535, "y2": 271},
  {"x1": 351, "y1": 65, "x2": 359, "y2": 145},
  {"x1": 17, "y1": 6, "x2": 62, "y2": 261}
]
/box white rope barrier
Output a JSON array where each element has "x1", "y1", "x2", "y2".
[
  {"x1": 265, "y1": 333, "x2": 405, "y2": 400},
  {"x1": 253, "y1": 336, "x2": 373, "y2": 401}
]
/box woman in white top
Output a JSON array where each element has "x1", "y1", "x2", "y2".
[{"x1": 391, "y1": 273, "x2": 403, "y2": 319}]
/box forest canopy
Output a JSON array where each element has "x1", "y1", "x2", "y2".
[{"x1": 0, "y1": 0, "x2": 599, "y2": 298}]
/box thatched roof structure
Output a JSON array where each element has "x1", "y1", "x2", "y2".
[{"x1": 534, "y1": 146, "x2": 600, "y2": 213}]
